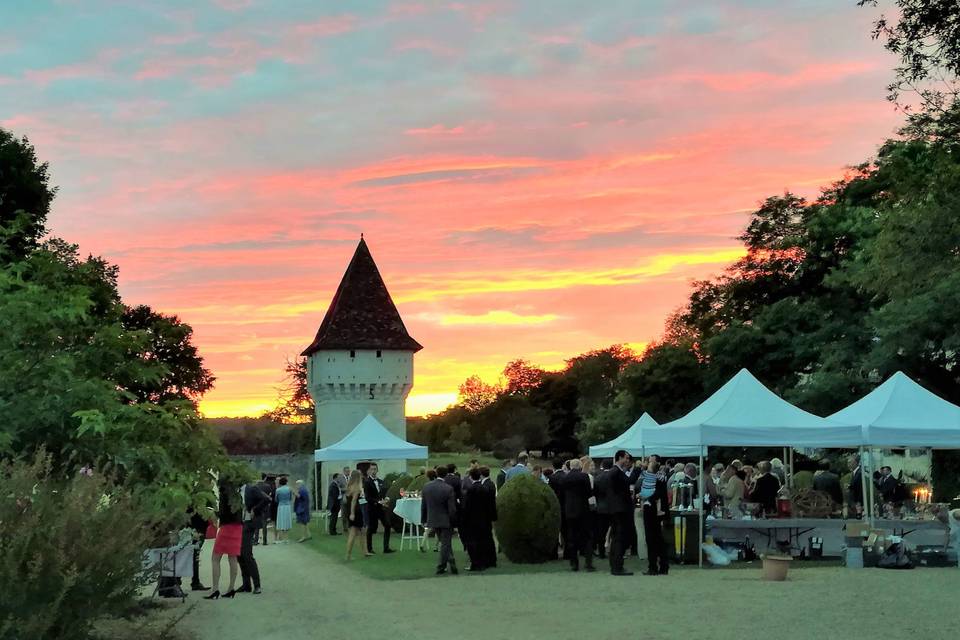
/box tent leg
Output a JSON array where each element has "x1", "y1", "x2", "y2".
[
  {"x1": 860, "y1": 447, "x2": 870, "y2": 522},
  {"x1": 699, "y1": 448, "x2": 705, "y2": 569},
  {"x1": 868, "y1": 448, "x2": 876, "y2": 527},
  {"x1": 788, "y1": 448, "x2": 794, "y2": 490}
]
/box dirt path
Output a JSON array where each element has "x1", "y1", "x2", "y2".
[{"x1": 172, "y1": 539, "x2": 960, "y2": 640}]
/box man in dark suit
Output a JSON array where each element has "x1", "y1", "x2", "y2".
[
  {"x1": 478, "y1": 466, "x2": 498, "y2": 568},
  {"x1": 593, "y1": 459, "x2": 613, "y2": 559},
  {"x1": 604, "y1": 450, "x2": 636, "y2": 575},
  {"x1": 640, "y1": 459, "x2": 671, "y2": 575},
  {"x1": 327, "y1": 473, "x2": 343, "y2": 535},
  {"x1": 363, "y1": 463, "x2": 394, "y2": 554},
  {"x1": 877, "y1": 466, "x2": 898, "y2": 504},
  {"x1": 562, "y1": 458, "x2": 595, "y2": 572},
  {"x1": 847, "y1": 454, "x2": 863, "y2": 516},
  {"x1": 813, "y1": 461, "x2": 843, "y2": 506},
  {"x1": 547, "y1": 459, "x2": 567, "y2": 559},
  {"x1": 496, "y1": 459, "x2": 512, "y2": 490},
  {"x1": 462, "y1": 467, "x2": 498, "y2": 571},
  {"x1": 422, "y1": 468, "x2": 459, "y2": 575},
  {"x1": 752, "y1": 461, "x2": 781, "y2": 515},
  {"x1": 255, "y1": 473, "x2": 273, "y2": 545},
  {"x1": 239, "y1": 481, "x2": 271, "y2": 594}
]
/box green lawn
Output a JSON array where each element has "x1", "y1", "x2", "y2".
[{"x1": 299, "y1": 521, "x2": 567, "y2": 580}]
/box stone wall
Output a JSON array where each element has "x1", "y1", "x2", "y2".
[{"x1": 229, "y1": 453, "x2": 317, "y2": 509}]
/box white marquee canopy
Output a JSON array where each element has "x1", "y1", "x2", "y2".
[
  {"x1": 641, "y1": 369, "x2": 862, "y2": 448},
  {"x1": 314, "y1": 413, "x2": 428, "y2": 461},
  {"x1": 588, "y1": 412, "x2": 703, "y2": 458},
  {"x1": 829, "y1": 371, "x2": 960, "y2": 448}
]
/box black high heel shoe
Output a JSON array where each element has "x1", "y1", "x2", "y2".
[
  {"x1": 203, "y1": 590, "x2": 221, "y2": 600},
  {"x1": 222, "y1": 589, "x2": 237, "y2": 599}
]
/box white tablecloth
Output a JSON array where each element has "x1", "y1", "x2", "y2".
[
  {"x1": 393, "y1": 498, "x2": 422, "y2": 525},
  {"x1": 143, "y1": 545, "x2": 194, "y2": 578}
]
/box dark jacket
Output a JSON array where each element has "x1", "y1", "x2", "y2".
[
  {"x1": 243, "y1": 483, "x2": 271, "y2": 527},
  {"x1": 327, "y1": 479, "x2": 342, "y2": 510},
  {"x1": 594, "y1": 469, "x2": 612, "y2": 515},
  {"x1": 561, "y1": 470, "x2": 593, "y2": 520},
  {"x1": 462, "y1": 479, "x2": 497, "y2": 529},
  {"x1": 496, "y1": 469, "x2": 507, "y2": 489},
  {"x1": 421, "y1": 478, "x2": 457, "y2": 529},
  {"x1": 813, "y1": 471, "x2": 843, "y2": 505},
  {"x1": 752, "y1": 473, "x2": 781, "y2": 514},
  {"x1": 877, "y1": 474, "x2": 898, "y2": 503},
  {"x1": 548, "y1": 470, "x2": 566, "y2": 514},
  {"x1": 848, "y1": 467, "x2": 863, "y2": 506},
  {"x1": 598, "y1": 466, "x2": 634, "y2": 515},
  {"x1": 363, "y1": 476, "x2": 387, "y2": 513},
  {"x1": 444, "y1": 474, "x2": 462, "y2": 503}
]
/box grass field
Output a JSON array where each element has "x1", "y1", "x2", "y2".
[{"x1": 300, "y1": 524, "x2": 567, "y2": 580}]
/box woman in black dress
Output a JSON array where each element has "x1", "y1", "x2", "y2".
[{"x1": 344, "y1": 470, "x2": 365, "y2": 560}]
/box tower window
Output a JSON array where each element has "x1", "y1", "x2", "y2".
[
  {"x1": 376, "y1": 350, "x2": 382, "y2": 358},
  {"x1": 350, "y1": 350, "x2": 356, "y2": 359}
]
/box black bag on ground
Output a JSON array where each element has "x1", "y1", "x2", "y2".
[{"x1": 877, "y1": 542, "x2": 913, "y2": 570}]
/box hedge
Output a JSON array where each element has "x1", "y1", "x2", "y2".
[{"x1": 494, "y1": 473, "x2": 560, "y2": 563}]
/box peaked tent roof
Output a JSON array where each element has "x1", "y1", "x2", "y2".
[
  {"x1": 641, "y1": 369, "x2": 862, "y2": 448},
  {"x1": 588, "y1": 413, "x2": 702, "y2": 458},
  {"x1": 314, "y1": 414, "x2": 428, "y2": 461},
  {"x1": 829, "y1": 371, "x2": 960, "y2": 448},
  {"x1": 302, "y1": 238, "x2": 423, "y2": 355}
]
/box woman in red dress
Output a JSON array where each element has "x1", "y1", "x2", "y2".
[{"x1": 205, "y1": 483, "x2": 243, "y2": 599}]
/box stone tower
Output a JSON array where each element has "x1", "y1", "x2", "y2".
[{"x1": 302, "y1": 237, "x2": 422, "y2": 478}]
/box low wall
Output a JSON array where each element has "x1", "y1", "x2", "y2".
[{"x1": 229, "y1": 453, "x2": 317, "y2": 509}]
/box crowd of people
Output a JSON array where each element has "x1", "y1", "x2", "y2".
[{"x1": 194, "y1": 473, "x2": 312, "y2": 600}]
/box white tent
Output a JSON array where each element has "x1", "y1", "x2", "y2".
[
  {"x1": 314, "y1": 414, "x2": 428, "y2": 461},
  {"x1": 588, "y1": 412, "x2": 702, "y2": 458},
  {"x1": 641, "y1": 369, "x2": 862, "y2": 448},
  {"x1": 829, "y1": 371, "x2": 960, "y2": 448}
]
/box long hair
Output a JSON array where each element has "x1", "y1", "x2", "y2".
[{"x1": 346, "y1": 469, "x2": 362, "y2": 499}]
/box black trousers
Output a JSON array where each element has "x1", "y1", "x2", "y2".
[
  {"x1": 191, "y1": 539, "x2": 205, "y2": 587},
  {"x1": 258, "y1": 518, "x2": 268, "y2": 545},
  {"x1": 365, "y1": 505, "x2": 392, "y2": 552},
  {"x1": 627, "y1": 508, "x2": 638, "y2": 555},
  {"x1": 328, "y1": 499, "x2": 341, "y2": 534},
  {"x1": 642, "y1": 504, "x2": 669, "y2": 574},
  {"x1": 594, "y1": 512, "x2": 610, "y2": 557},
  {"x1": 566, "y1": 516, "x2": 594, "y2": 568},
  {"x1": 607, "y1": 512, "x2": 632, "y2": 573},
  {"x1": 238, "y1": 521, "x2": 261, "y2": 589}
]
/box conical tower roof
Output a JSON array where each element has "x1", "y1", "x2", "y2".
[{"x1": 302, "y1": 238, "x2": 422, "y2": 355}]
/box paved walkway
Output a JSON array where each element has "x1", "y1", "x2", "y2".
[{"x1": 172, "y1": 538, "x2": 960, "y2": 640}]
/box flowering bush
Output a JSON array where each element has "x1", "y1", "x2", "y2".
[{"x1": 0, "y1": 453, "x2": 153, "y2": 640}]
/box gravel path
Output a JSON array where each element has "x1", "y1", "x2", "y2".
[{"x1": 174, "y1": 540, "x2": 960, "y2": 640}]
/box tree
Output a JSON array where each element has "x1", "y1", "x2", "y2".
[
  {"x1": 861, "y1": 0, "x2": 960, "y2": 138},
  {"x1": 0, "y1": 238, "x2": 226, "y2": 515},
  {"x1": 119, "y1": 304, "x2": 215, "y2": 405},
  {"x1": 457, "y1": 375, "x2": 500, "y2": 413},
  {"x1": 502, "y1": 358, "x2": 546, "y2": 395},
  {"x1": 0, "y1": 128, "x2": 55, "y2": 258},
  {"x1": 266, "y1": 356, "x2": 315, "y2": 424}
]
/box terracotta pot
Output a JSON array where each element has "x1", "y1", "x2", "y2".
[{"x1": 761, "y1": 554, "x2": 792, "y2": 581}]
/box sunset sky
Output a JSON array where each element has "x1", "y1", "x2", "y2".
[{"x1": 1, "y1": 1, "x2": 902, "y2": 417}]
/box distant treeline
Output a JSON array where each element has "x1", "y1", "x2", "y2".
[{"x1": 205, "y1": 417, "x2": 314, "y2": 455}]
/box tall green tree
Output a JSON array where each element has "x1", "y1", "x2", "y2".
[{"x1": 0, "y1": 129, "x2": 55, "y2": 258}]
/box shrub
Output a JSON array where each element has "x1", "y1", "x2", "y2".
[
  {"x1": 494, "y1": 473, "x2": 560, "y2": 563},
  {"x1": 492, "y1": 436, "x2": 524, "y2": 460},
  {"x1": 0, "y1": 453, "x2": 154, "y2": 640},
  {"x1": 792, "y1": 470, "x2": 814, "y2": 491},
  {"x1": 406, "y1": 473, "x2": 429, "y2": 493}
]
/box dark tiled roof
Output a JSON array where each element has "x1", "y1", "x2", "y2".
[{"x1": 302, "y1": 238, "x2": 423, "y2": 355}]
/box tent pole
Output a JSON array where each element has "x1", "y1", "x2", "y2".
[
  {"x1": 699, "y1": 447, "x2": 705, "y2": 569},
  {"x1": 788, "y1": 448, "x2": 794, "y2": 490},
  {"x1": 860, "y1": 446, "x2": 870, "y2": 520},
  {"x1": 868, "y1": 447, "x2": 876, "y2": 527}
]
